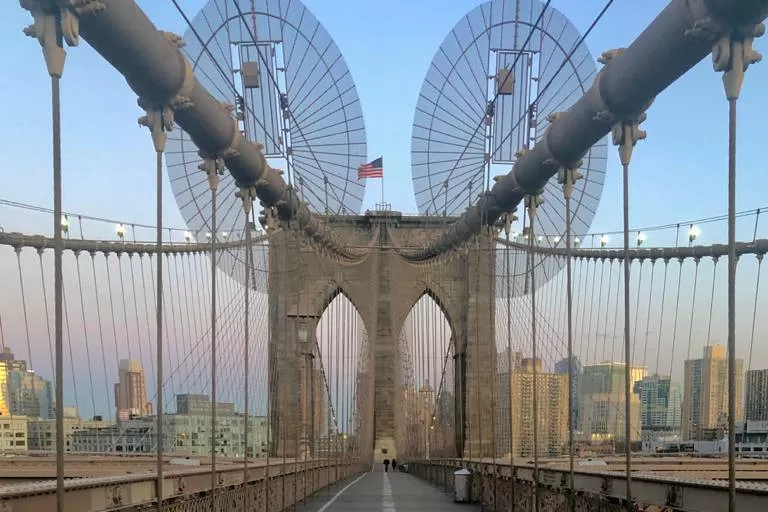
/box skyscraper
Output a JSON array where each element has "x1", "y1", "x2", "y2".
[
  {"x1": 579, "y1": 362, "x2": 646, "y2": 443},
  {"x1": 634, "y1": 374, "x2": 681, "y2": 437},
  {"x1": 554, "y1": 356, "x2": 582, "y2": 431},
  {"x1": 115, "y1": 359, "x2": 151, "y2": 420},
  {"x1": 0, "y1": 347, "x2": 53, "y2": 418},
  {"x1": 745, "y1": 369, "x2": 768, "y2": 421},
  {"x1": 682, "y1": 345, "x2": 743, "y2": 440},
  {"x1": 505, "y1": 358, "x2": 569, "y2": 458}
]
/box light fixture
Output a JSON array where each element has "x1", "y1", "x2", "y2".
[
  {"x1": 116, "y1": 223, "x2": 126, "y2": 240},
  {"x1": 600, "y1": 235, "x2": 609, "y2": 248},
  {"x1": 688, "y1": 224, "x2": 701, "y2": 244},
  {"x1": 206, "y1": 232, "x2": 212, "y2": 240},
  {"x1": 636, "y1": 231, "x2": 647, "y2": 247},
  {"x1": 553, "y1": 235, "x2": 561, "y2": 244},
  {"x1": 537, "y1": 235, "x2": 543, "y2": 243},
  {"x1": 221, "y1": 231, "x2": 229, "y2": 240},
  {"x1": 574, "y1": 237, "x2": 581, "y2": 248},
  {"x1": 60, "y1": 215, "x2": 69, "y2": 234},
  {"x1": 184, "y1": 231, "x2": 192, "y2": 243}
]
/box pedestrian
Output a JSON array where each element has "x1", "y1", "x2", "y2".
[
  {"x1": 391, "y1": 459, "x2": 397, "y2": 471},
  {"x1": 383, "y1": 458, "x2": 390, "y2": 472}
]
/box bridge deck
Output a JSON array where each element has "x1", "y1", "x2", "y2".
[{"x1": 297, "y1": 467, "x2": 479, "y2": 511}]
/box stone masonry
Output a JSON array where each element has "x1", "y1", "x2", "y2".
[{"x1": 268, "y1": 210, "x2": 497, "y2": 460}]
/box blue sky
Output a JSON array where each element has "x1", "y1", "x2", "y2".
[{"x1": 1, "y1": 0, "x2": 767, "y2": 244}]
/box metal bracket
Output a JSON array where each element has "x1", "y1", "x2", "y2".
[
  {"x1": 600, "y1": 476, "x2": 612, "y2": 495},
  {"x1": 666, "y1": 484, "x2": 683, "y2": 507},
  {"x1": 108, "y1": 485, "x2": 125, "y2": 505},
  {"x1": 712, "y1": 23, "x2": 764, "y2": 100}
]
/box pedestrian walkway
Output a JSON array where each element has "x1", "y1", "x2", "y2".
[{"x1": 296, "y1": 466, "x2": 481, "y2": 511}]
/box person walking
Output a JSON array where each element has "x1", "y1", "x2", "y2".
[
  {"x1": 383, "y1": 458, "x2": 390, "y2": 472},
  {"x1": 391, "y1": 459, "x2": 397, "y2": 471}
]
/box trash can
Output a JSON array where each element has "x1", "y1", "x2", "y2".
[{"x1": 453, "y1": 468, "x2": 471, "y2": 503}]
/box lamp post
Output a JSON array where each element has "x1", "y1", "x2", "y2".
[
  {"x1": 60, "y1": 215, "x2": 69, "y2": 239},
  {"x1": 600, "y1": 235, "x2": 609, "y2": 248},
  {"x1": 636, "y1": 231, "x2": 647, "y2": 247},
  {"x1": 116, "y1": 223, "x2": 125, "y2": 241},
  {"x1": 688, "y1": 224, "x2": 701, "y2": 246},
  {"x1": 184, "y1": 231, "x2": 192, "y2": 243}
]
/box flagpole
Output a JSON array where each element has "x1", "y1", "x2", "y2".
[{"x1": 381, "y1": 174, "x2": 384, "y2": 205}]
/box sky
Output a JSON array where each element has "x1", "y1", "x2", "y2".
[
  {"x1": 1, "y1": 0, "x2": 768, "y2": 242},
  {"x1": 2, "y1": 0, "x2": 768, "y2": 419}
]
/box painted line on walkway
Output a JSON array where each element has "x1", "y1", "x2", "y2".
[
  {"x1": 383, "y1": 472, "x2": 396, "y2": 512},
  {"x1": 317, "y1": 472, "x2": 369, "y2": 512}
]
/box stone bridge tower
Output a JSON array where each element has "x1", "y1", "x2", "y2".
[{"x1": 268, "y1": 210, "x2": 497, "y2": 461}]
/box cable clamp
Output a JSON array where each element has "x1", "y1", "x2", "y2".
[
  {"x1": 198, "y1": 152, "x2": 225, "y2": 191},
  {"x1": 713, "y1": 23, "x2": 764, "y2": 100},
  {"x1": 21, "y1": 1, "x2": 70, "y2": 77},
  {"x1": 137, "y1": 99, "x2": 174, "y2": 153},
  {"x1": 557, "y1": 165, "x2": 583, "y2": 201},
  {"x1": 611, "y1": 112, "x2": 647, "y2": 167},
  {"x1": 236, "y1": 186, "x2": 257, "y2": 216},
  {"x1": 524, "y1": 192, "x2": 544, "y2": 222}
]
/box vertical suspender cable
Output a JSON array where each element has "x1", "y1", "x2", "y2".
[
  {"x1": 526, "y1": 195, "x2": 540, "y2": 512},
  {"x1": 242, "y1": 194, "x2": 252, "y2": 506},
  {"x1": 204, "y1": 158, "x2": 220, "y2": 507},
  {"x1": 712, "y1": 26, "x2": 763, "y2": 511},
  {"x1": 621, "y1": 160, "x2": 633, "y2": 509},
  {"x1": 612, "y1": 103, "x2": 648, "y2": 510},
  {"x1": 140, "y1": 105, "x2": 169, "y2": 510},
  {"x1": 47, "y1": 21, "x2": 66, "y2": 512},
  {"x1": 505, "y1": 222, "x2": 515, "y2": 507},
  {"x1": 561, "y1": 168, "x2": 577, "y2": 511},
  {"x1": 155, "y1": 145, "x2": 164, "y2": 510},
  {"x1": 726, "y1": 90, "x2": 738, "y2": 512}
]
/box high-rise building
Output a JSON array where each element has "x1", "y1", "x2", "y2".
[
  {"x1": 0, "y1": 362, "x2": 11, "y2": 417},
  {"x1": 745, "y1": 369, "x2": 768, "y2": 421},
  {"x1": 682, "y1": 345, "x2": 743, "y2": 440},
  {"x1": 634, "y1": 374, "x2": 681, "y2": 437},
  {"x1": 501, "y1": 358, "x2": 568, "y2": 458},
  {"x1": 115, "y1": 359, "x2": 151, "y2": 420},
  {"x1": 0, "y1": 347, "x2": 54, "y2": 419},
  {"x1": 554, "y1": 356, "x2": 582, "y2": 431},
  {"x1": 579, "y1": 362, "x2": 646, "y2": 444}
]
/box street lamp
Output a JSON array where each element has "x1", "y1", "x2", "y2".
[
  {"x1": 636, "y1": 231, "x2": 647, "y2": 247},
  {"x1": 574, "y1": 237, "x2": 581, "y2": 248},
  {"x1": 206, "y1": 232, "x2": 212, "y2": 240},
  {"x1": 184, "y1": 231, "x2": 192, "y2": 243},
  {"x1": 553, "y1": 235, "x2": 561, "y2": 245},
  {"x1": 116, "y1": 223, "x2": 125, "y2": 240},
  {"x1": 221, "y1": 231, "x2": 229, "y2": 240},
  {"x1": 688, "y1": 224, "x2": 701, "y2": 245},
  {"x1": 600, "y1": 235, "x2": 609, "y2": 248}
]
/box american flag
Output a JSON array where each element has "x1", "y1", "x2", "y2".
[{"x1": 357, "y1": 157, "x2": 383, "y2": 180}]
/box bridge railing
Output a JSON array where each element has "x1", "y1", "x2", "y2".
[
  {"x1": 408, "y1": 459, "x2": 768, "y2": 512},
  {"x1": 0, "y1": 459, "x2": 364, "y2": 512}
]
